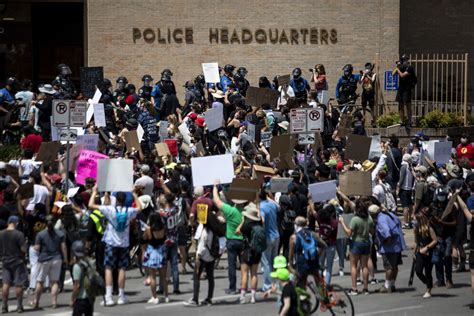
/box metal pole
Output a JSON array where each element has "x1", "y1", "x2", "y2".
[
  {"x1": 304, "y1": 145, "x2": 308, "y2": 181},
  {"x1": 65, "y1": 136, "x2": 70, "y2": 192},
  {"x1": 464, "y1": 53, "x2": 469, "y2": 126}
]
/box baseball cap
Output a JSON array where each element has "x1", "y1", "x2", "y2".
[
  {"x1": 194, "y1": 186, "x2": 204, "y2": 197},
  {"x1": 273, "y1": 256, "x2": 287, "y2": 269},
  {"x1": 270, "y1": 268, "x2": 290, "y2": 281},
  {"x1": 414, "y1": 165, "x2": 428, "y2": 174},
  {"x1": 140, "y1": 164, "x2": 150, "y2": 174},
  {"x1": 71, "y1": 240, "x2": 86, "y2": 258},
  {"x1": 368, "y1": 204, "x2": 380, "y2": 215},
  {"x1": 7, "y1": 215, "x2": 20, "y2": 224}
]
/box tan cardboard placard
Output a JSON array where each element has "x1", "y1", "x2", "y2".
[
  {"x1": 345, "y1": 134, "x2": 372, "y2": 162},
  {"x1": 246, "y1": 87, "x2": 279, "y2": 108},
  {"x1": 195, "y1": 141, "x2": 205, "y2": 157},
  {"x1": 252, "y1": 165, "x2": 276, "y2": 182},
  {"x1": 124, "y1": 130, "x2": 143, "y2": 159},
  {"x1": 275, "y1": 152, "x2": 297, "y2": 170},
  {"x1": 337, "y1": 114, "x2": 352, "y2": 138},
  {"x1": 339, "y1": 171, "x2": 372, "y2": 196},
  {"x1": 270, "y1": 134, "x2": 295, "y2": 160},
  {"x1": 155, "y1": 143, "x2": 171, "y2": 157},
  {"x1": 278, "y1": 74, "x2": 291, "y2": 86},
  {"x1": 227, "y1": 178, "x2": 260, "y2": 201},
  {"x1": 17, "y1": 182, "x2": 34, "y2": 199},
  {"x1": 36, "y1": 141, "x2": 61, "y2": 163}
]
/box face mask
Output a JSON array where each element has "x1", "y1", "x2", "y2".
[{"x1": 294, "y1": 225, "x2": 303, "y2": 233}]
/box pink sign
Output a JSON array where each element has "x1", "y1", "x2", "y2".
[{"x1": 76, "y1": 150, "x2": 108, "y2": 185}]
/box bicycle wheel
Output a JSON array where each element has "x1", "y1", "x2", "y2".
[
  {"x1": 186, "y1": 241, "x2": 195, "y2": 270},
  {"x1": 327, "y1": 284, "x2": 355, "y2": 316},
  {"x1": 306, "y1": 281, "x2": 320, "y2": 314}
]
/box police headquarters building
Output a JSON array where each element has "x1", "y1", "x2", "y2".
[{"x1": 1, "y1": 0, "x2": 473, "y2": 100}]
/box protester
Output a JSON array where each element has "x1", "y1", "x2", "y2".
[{"x1": 70, "y1": 240, "x2": 95, "y2": 316}]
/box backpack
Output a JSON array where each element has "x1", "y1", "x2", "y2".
[
  {"x1": 296, "y1": 229, "x2": 318, "y2": 263},
  {"x1": 78, "y1": 260, "x2": 105, "y2": 302},
  {"x1": 281, "y1": 209, "x2": 297, "y2": 232},
  {"x1": 113, "y1": 207, "x2": 128, "y2": 233},
  {"x1": 249, "y1": 224, "x2": 267, "y2": 254},
  {"x1": 79, "y1": 210, "x2": 107, "y2": 240},
  {"x1": 295, "y1": 286, "x2": 312, "y2": 316},
  {"x1": 420, "y1": 182, "x2": 435, "y2": 209},
  {"x1": 266, "y1": 112, "x2": 279, "y2": 134},
  {"x1": 206, "y1": 229, "x2": 220, "y2": 259},
  {"x1": 380, "y1": 183, "x2": 397, "y2": 212}
]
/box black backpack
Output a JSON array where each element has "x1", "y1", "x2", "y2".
[
  {"x1": 420, "y1": 182, "x2": 435, "y2": 210},
  {"x1": 206, "y1": 229, "x2": 220, "y2": 259}
]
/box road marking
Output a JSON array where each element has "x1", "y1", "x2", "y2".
[
  {"x1": 357, "y1": 305, "x2": 424, "y2": 315},
  {"x1": 144, "y1": 294, "x2": 240, "y2": 309}
]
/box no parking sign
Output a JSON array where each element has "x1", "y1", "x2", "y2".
[{"x1": 290, "y1": 108, "x2": 324, "y2": 133}]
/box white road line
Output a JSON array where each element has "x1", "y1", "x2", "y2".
[
  {"x1": 357, "y1": 305, "x2": 424, "y2": 316},
  {"x1": 144, "y1": 294, "x2": 240, "y2": 309}
]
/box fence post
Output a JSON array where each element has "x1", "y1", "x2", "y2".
[{"x1": 464, "y1": 53, "x2": 469, "y2": 126}]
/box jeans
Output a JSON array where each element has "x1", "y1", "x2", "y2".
[
  {"x1": 192, "y1": 260, "x2": 215, "y2": 303},
  {"x1": 435, "y1": 237, "x2": 453, "y2": 284},
  {"x1": 226, "y1": 239, "x2": 243, "y2": 291},
  {"x1": 336, "y1": 239, "x2": 347, "y2": 271},
  {"x1": 166, "y1": 243, "x2": 180, "y2": 291},
  {"x1": 415, "y1": 252, "x2": 434, "y2": 289},
  {"x1": 261, "y1": 238, "x2": 280, "y2": 291},
  {"x1": 319, "y1": 245, "x2": 336, "y2": 285}
]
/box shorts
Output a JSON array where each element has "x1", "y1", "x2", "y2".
[
  {"x1": 361, "y1": 93, "x2": 375, "y2": 108},
  {"x1": 382, "y1": 252, "x2": 403, "y2": 270},
  {"x1": 350, "y1": 241, "x2": 370, "y2": 255},
  {"x1": 2, "y1": 263, "x2": 28, "y2": 286},
  {"x1": 469, "y1": 251, "x2": 474, "y2": 270},
  {"x1": 177, "y1": 226, "x2": 188, "y2": 246},
  {"x1": 104, "y1": 245, "x2": 129, "y2": 269},
  {"x1": 399, "y1": 189, "x2": 413, "y2": 207},
  {"x1": 396, "y1": 89, "x2": 412, "y2": 104},
  {"x1": 37, "y1": 259, "x2": 62, "y2": 283},
  {"x1": 242, "y1": 247, "x2": 262, "y2": 265}
]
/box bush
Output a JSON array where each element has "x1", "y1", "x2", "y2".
[
  {"x1": 376, "y1": 112, "x2": 401, "y2": 128},
  {"x1": 418, "y1": 110, "x2": 463, "y2": 128},
  {"x1": 0, "y1": 145, "x2": 22, "y2": 162}
]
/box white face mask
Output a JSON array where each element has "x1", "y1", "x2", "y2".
[{"x1": 294, "y1": 225, "x2": 303, "y2": 233}]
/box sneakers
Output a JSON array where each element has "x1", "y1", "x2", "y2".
[
  {"x1": 101, "y1": 298, "x2": 116, "y2": 307},
  {"x1": 183, "y1": 299, "x2": 199, "y2": 307},
  {"x1": 201, "y1": 298, "x2": 212, "y2": 306},
  {"x1": 225, "y1": 289, "x2": 238, "y2": 295},
  {"x1": 239, "y1": 296, "x2": 246, "y2": 304},
  {"x1": 250, "y1": 296, "x2": 256, "y2": 304},
  {"x1": 378, "y1": 286, "x2": 391, "y2": 294},
  {"x1": 117, "y1": 296, "x2": 130, "y2": 305},
  {"x1": 422, "y1": 292, "x2": 432, "y2": 299},
  {"x1": 2, "y1": 306, "x2": 8, "y2": 314},
  {"x1": 339, "y1": 270, "x2": 344, "y2": 277},
  {"x1": 391, "y1": 286, "x2": 397, "y2": 293},
  {"x1": 370, "y1": 278, "x2": 378, "y2": 285},
  {"x1": 165, "y1": 297, "x2": 170, "y2": 303},
  {"x1": 446, "y1": 281, "x2": 454, "y2": 289},
  {"x1": 356, "y1": 279, "x2": 362, "y2": 286},
  {"x1": 348, "y1": 289, "x2": 358, "y2": 296},
  {"x1": 17, "y1": 306, "x2": 24, "y2": 314},
  {"x1": 147, "y1": 297, "x2": 159, "y2": 305},
  {"x1": 363, "y1": 289, "x2": 369, "y2": 295},
  {"x1": 173, "y1": 290, "x2": 182, "y2": 295}
]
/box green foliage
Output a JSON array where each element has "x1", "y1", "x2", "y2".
[
  {"x1": 376, "y1": 112, "x2": 401, "y2": 128},
  {"x1": 418, "y1": 111, "x2": 463, "y2": 128},
  {"x1": 0, "y1": 145, "x2": 22, "y2": 162}
]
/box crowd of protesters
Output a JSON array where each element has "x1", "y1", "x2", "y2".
[{"x1": 0, "y1": 58, "x2": 473, "y2": 315}]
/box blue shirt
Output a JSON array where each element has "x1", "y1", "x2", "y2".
[
  {"x1": 259, "y1": 200, "x2": 280, "y2": 241},
  {"x1": 151, "y1": 84, "x2": 162, "y2": 108},
  {"x1": 467, "y1": 194, "x2": 474, "y2": 210},
  {"x1": 289, "y1": 78, "x2": 310, "y2": 94},
  {"x1": 0, "y1": 88, "x2": 14, "y2": 106},
  {"x1": 220, "y1": 75, "x2": 233, "y2": 92},
  {"x1": 335, "y1": 74, "x2": 361, "y2": 98},
  {"x1": 376, "y1": 212, "x2": 406, "y2": 254}
]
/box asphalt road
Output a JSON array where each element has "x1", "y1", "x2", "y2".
[{"x1": 2, "y1": 230, "x2": 473, "y2": 316}]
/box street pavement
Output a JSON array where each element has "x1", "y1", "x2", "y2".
[{"x1": 2, "y1": 230, "x2": 473, "y2": 316}]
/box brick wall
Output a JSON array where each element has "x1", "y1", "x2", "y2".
[{"x1": 87, "y1": 0, "x2": 399, "y2": 98}]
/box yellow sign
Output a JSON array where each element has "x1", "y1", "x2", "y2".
[{"x1": 197, "y1": 204, "x2": 208, "y2": 224}]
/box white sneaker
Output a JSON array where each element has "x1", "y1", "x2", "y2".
[
  {"x1": 147, "y1": 297, "x2": 159, "y2": 304},
  {"x1": 250, "y1": 296, "x2": 256, "y2": 304},
  {"x1": 101, "y1": 298, "x2": 115, "y2": 306},
  {"x1": 164, "y1": 297, "x2": 170, "y2": 303},
  {"x1": 117, "y1": 296, "x2": 130, "y2": 305},
  {"x1": 339, "y1": 270, "x2": 344, "y2": 277},
  {"x1": 323, "y1": 270, "x2": 327, "y2": 277},
  {"x1": 239, "y1": 296, "x2": 246, "y2": 304},
  {"x1": 422, "y1": 292, "x2": 432, "y2": 299},
  {"x1": 64, "y1": 277, "x2": 73, "y2": 285}
]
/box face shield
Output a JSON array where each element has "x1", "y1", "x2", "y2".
[
  {"x1": 143, "y1": 78, "x2": 153, "y2": 87},
  {"x1": 61, "y1": 66, "x2": 72, "y2": 76},
  {"x1": 116, "y1": 81, "x2": 125, "y2": 90}
]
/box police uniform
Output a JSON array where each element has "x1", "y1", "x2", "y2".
[
  {"x1": 54, "y1": 75, "x2": 76, "y2": 99},
  {"x1": 138, "y1": 86, "x2": 153, "y2": 101}
]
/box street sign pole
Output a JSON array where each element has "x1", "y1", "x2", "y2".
[{"x1": 65, "y1": 106, "x2": 71, "y2": 193}]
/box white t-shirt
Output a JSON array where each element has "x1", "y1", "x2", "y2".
[
  {"x1": 99, "y1": 205, "x2": 138, "y2": 248},
  {"x1": 278, "y1": 86, "x2": 295, "y2": 107},
  {"x1": 8, "y1": 159, "x2": 42, "y2": 184},
  {"x1": 26, "y1": 184, "x2": 50, "y2": 211}
]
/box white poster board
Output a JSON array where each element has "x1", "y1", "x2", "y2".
[
  {"x1": 97, "y1": 159, "x2": 134, "y2": 192},
  {"x1": 204, "y1": 106, "x2": 224, "y2": 132},
  {"x1": 178, "y1": 123, "x2": 191, "y2": 145},
  {"x1": 434, "y1": 141, "x2": 452, "y2": 164},
  {"x1": 93, "y1": 103, "x2": 106, "y2": 127},
  {"x1": 191, "y1": 154, "x2": 234, "y2": 187},
  {"x1": 137, "y1": 123, "x2": 145, "y2": 142},
  {"x1": 159, "y1": 121, "x2": 169, "y2": 139},
  {"x1": 271, "y1": 178, "x2": 292, "y2": 193},
  {"x1": 202, "y1": 62, "x2": 220, "y2": 83},
  {"x1": 309, "y1": 180, "x2": 337, "y2": 203},
  {"x1": 369, "y1": 135, "x2": 382, "y2": 159},
  {"x1": 76, "y1": 134, "x2": 99, "y2": 152}
]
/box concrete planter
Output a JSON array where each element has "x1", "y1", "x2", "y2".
[{"x1": 365, "y1": 125, "x2": 474, "y2": 142}]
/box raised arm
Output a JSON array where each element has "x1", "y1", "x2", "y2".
[{"x1": 212, "y1": 179, "x2": 224, "y2": 210}]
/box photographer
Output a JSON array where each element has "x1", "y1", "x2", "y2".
[
  {"x1": 310, "y1": 64, "x2": 328, "y2": 104},
  {"x1": 359, "y1": 63, "x2": 377, "y2": 127},
  {"x1": 393, "y1": 55, "x2": 417, "y2": 127}
]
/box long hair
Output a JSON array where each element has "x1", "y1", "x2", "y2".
[
  {"x1": 148, "y1": 212, "x2": 164, "y2": 231},
  {"x1": 415, "y1": 213, "x2": 430, "y2": 239},
  {"x1": 355, "y1": 199, "x2": 369, "y2": 219}
]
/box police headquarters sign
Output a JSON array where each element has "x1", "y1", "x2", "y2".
[{"x1": 132, "y1": 27, "x2": 338, "y2": 45}]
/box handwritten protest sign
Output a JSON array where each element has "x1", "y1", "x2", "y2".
[
  {"x1": 339, "y1": 171, "x2": 372, "y2": 196},
  {"x1": 271, "y1": 178, "x2": 292, "y2": 193},
  {"x1": 93, "y1": 103, "x2": 106, "y2": 127},
  {"x1": 369, "y1": 135, "x2": 382, "y2": 159},
  {"x1": 191, "y1": 154, "x2": 234, "y2": 187},
  {"x1": 309, "y1": 180, "x2": 337, "y2": 202},
  {"x1": 76, "y1": 134, "x2": 99, "y2": 152},
  {"x1": 97, "y1": 159, "x2": 133, "y2": 192},
  {"x1": 202, "y1": 63, "x2": 220, "y2": 83},
  {"x1": 76, "y1": 150, "x2": 108, "y2": 185}
]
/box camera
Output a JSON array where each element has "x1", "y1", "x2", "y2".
[{"x1": 308, "y1": 68, "x2": 315, "y2": 72}]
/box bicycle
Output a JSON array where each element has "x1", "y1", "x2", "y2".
[
  {"x1": 129, "y1": 242, "x2": 145, "y2": 276},
  {"x1": 306, "y1": 276, "x2": 354, "y2": 315}
]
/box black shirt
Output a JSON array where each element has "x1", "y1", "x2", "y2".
[
  {"x1": 279, "y1": 282, "x2": 298, "y2": 316},
  {"x1": 399, "y1": 65, "x2": 415, "y2": 91}
]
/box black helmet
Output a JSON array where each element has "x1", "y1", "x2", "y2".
[
  {"x1": 434, "y1": 187, "x2": 449, "y2": 203},
  {"x1": 343, "y1": 64, "x2": 353, "y2": 76},
  {"x1": 126, "y1": 118, "x2": 139, "y2": 129},
  {"x1": 161, "y1": 73, "x2": 171, "y2": 81},
  {"x1": 292, "y1": 67, "x2": 302, "y2": 79},
  {"x1": 195, "y1": 74, "x2": 205, "y2": 85},
  {"x1": 102, "y1": 78, "x2": 112, "y2": 88},
  {"x1": 224, "y1": 64, "x2": 235, "y2": 74},
  {"x1": 365, "y1": 63, "x2": 374, "y2": 70},
  {"x1": 6, "y1": 77, "x2": 18, "y2": 87},
  {"x1": 161, "y1": 69, "x2": 173, "y2": 77},
  {"x1": 400, "y1": 54, "x2": 409, "y2": 63},
  {"x1": 237, "y1": 67, "x2": 248, "y2": 77},
  {"x1": 116, "y1": 76, "x2": 128, "y2": 84},
  {"x1": 57, "y1": 63, "x2": 72, "y2": 76},
  {"x1": 142, "y1": 74, "x2": 153, "y2": 82}
]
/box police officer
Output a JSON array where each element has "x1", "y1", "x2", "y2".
[
  {"x1": 193, "y1": 74, "x2": 206, "y2": 103},
  {"x1": 98, "y1": 79, "x2": 118, "y2": 134},
  {"x1": 234, "y1": 67, "x2": 250, "y2": 96},
  {"x1": 139, "y1": 74, "x2": 154, "y2": 101},
  {"x1": 289, "y1": 67, "x2": 310, "y2": 103},
  {"x1": 0, "y1": 77, "x2": 17, "y2": 114},
  {"x1": 113, "y1": 76, "x2": 128, "y2": 102},
  {"x1": 335, "y1": 64, "x2": 360, "y2": 105},
  {"x1": 220, "y1": 64, "x2": 235, "y2": 93},
  {"x1": 53, "y1": 63, "x2": 76, "y2": 99},
  {"x1": 151, "y1": 69, "x2": 176, "y2": 119}
]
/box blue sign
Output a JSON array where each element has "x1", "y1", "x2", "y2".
[{"x1": 384, "y1": 71, "x2": 399, "y2": 91}]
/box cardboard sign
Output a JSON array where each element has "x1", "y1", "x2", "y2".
[
  {"x1": 204, "y1": 106, "x2": 224, "y2": 132},
  {"x1": 309, "y1": 180, "x2": 337, "y2": 203},
  {"x1": 271, "y1": 177, "x2": 292, "y2": 193},
  {"x1": 155, "y1": 143, "x2": 171, "y2": 157},
  {"x1": 68, "y1": 143, "x2": 84, "y2": 170},
  {"x1": 196, "y1": 203, "x2": 208, "y2": 224},
  {"x1": 345, "y1": 134, "x2": 371, "y2": 162},
  {"x1": 17, "y1": 182, "x2": 34, "y2": 199},
  {"x1": 76, "y1": 150, "x2": 108, "y2": 185},
  {"x1": 97, "y1": 159, "x2": 133, "y2": 192},
  {"x1": 278, "y1": 74, "x2": 291, "y2": 86},
  {"x1": 275, "y1": 152, "x2": 297, "y2": 170},
  {"x1": 270, "y1": 134, "x2": 295, "y2": 160},
  {"x1": 6, "y1": 165, "x2": 20, "y2": 185},
  {"x1": 159, "y1": 121, "x2": 169, "y2": 139},
  {"x1": 36, "y1": 141, "x2": 61, "y2": 163},
  {"x1": 337, "y1": 114, "x2": 352, "y2": 137},
  {"x1": 339, "y1": 171, "x2": 372, "y2": 196},
  {"x1": 124, "y1": 130, "x2": 142, "y2": 154},
  {"x1": 178, "y1": 123, "x2": 191, "y2": 145},
  {"x1": 427, "y1": 141, "x2": 452, "y2": 164},
  {"x1": 227, "y1": 178, "x2": 260, "y2": 201},
  {"x1": 202, "y1": 62, "x2": 220, "y2": 83},
  {"x1": 246, "y1": 87, "x2": 279, "y2": 108},
  {"x1": 76, "y1": 134, "x2": 99, "y2": 152},
  {"x1": 252, "y1": 165, "x2": 276, "y2": 182},
  {"x1": 137, "y1": 124, "x2": 145, "y2": 142},
  {"x1": 98, "y1": 128, "x2": 112, "y2": 146},
  {"x1": 80, "y1": 66, "x2": 104, "y2": 99},
  {"x1": 93, "y1": 103, "x2": 106, "y2": 127},
  {"x1": 164, "y1": 139, "x2": 178, "y2": 157},
  {"x1": 91, "y1": 88, "x2": 102, "y2": 105},
  {"x1": 195, "y1": 141, "x2": 205, "y2": 156},
  {"x1": 261, "y1": 131, "x2": 272, "y2": 148},
  {"x1": 369, "y1": 135, "x2": 382, "y2": 159},
  {"x1": 191, "y1": 154, "x2": 234, "y2": 187}
]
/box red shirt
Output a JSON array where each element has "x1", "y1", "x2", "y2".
[
  {"x1": 190, "y1": 194, "x2": 214, "y2": 217},
  {"x1": 21, "y1": 134, "x2": 43, "y2": 154},
  {"x1": 456, "y1": 143, "x2": 474, "y2": 168}
]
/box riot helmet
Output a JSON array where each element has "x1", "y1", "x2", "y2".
[
  {"x1": 224, "y1": 64, "x2": 235, "y2": 75},
  {"x1": 434, "y1": 187, "x2": 449, "y2": 203},
  {"x1": 343, "y1": 64, "x2": 353, "y2": 77},
  {"x1": 116, "y1": 76, "x2": 128, "y2": 90},
  {"x1": 126, "y1": 118, "x2": 139, "y2": 130},
  {"x1": 161, "y1": 69, "x2": 173, "y2": 77},
  {"x1": 57, "y1": 63, "x2": 72, "y2": 76},
  {"x1": 292, "y1": 67, "x2": 302, "y2": 79},
  {"x1": 400, "y1": 54, "x2": 409, "y2": 66},
  {"x1": 6, "y1": 77, "x2": 19, "y2": 89},
  {"x1": 142, "y1": 74, "x2": 154, "y2": 87},
  {"x1": 237, "y1": 67, "x2": 248, "y2": 77},
  {"x1": 365, "y1": 63, "x2": 374, "y2": 71},
  {"x1": 195, "y1": 74, "x2": 205, "y2": 86}
]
